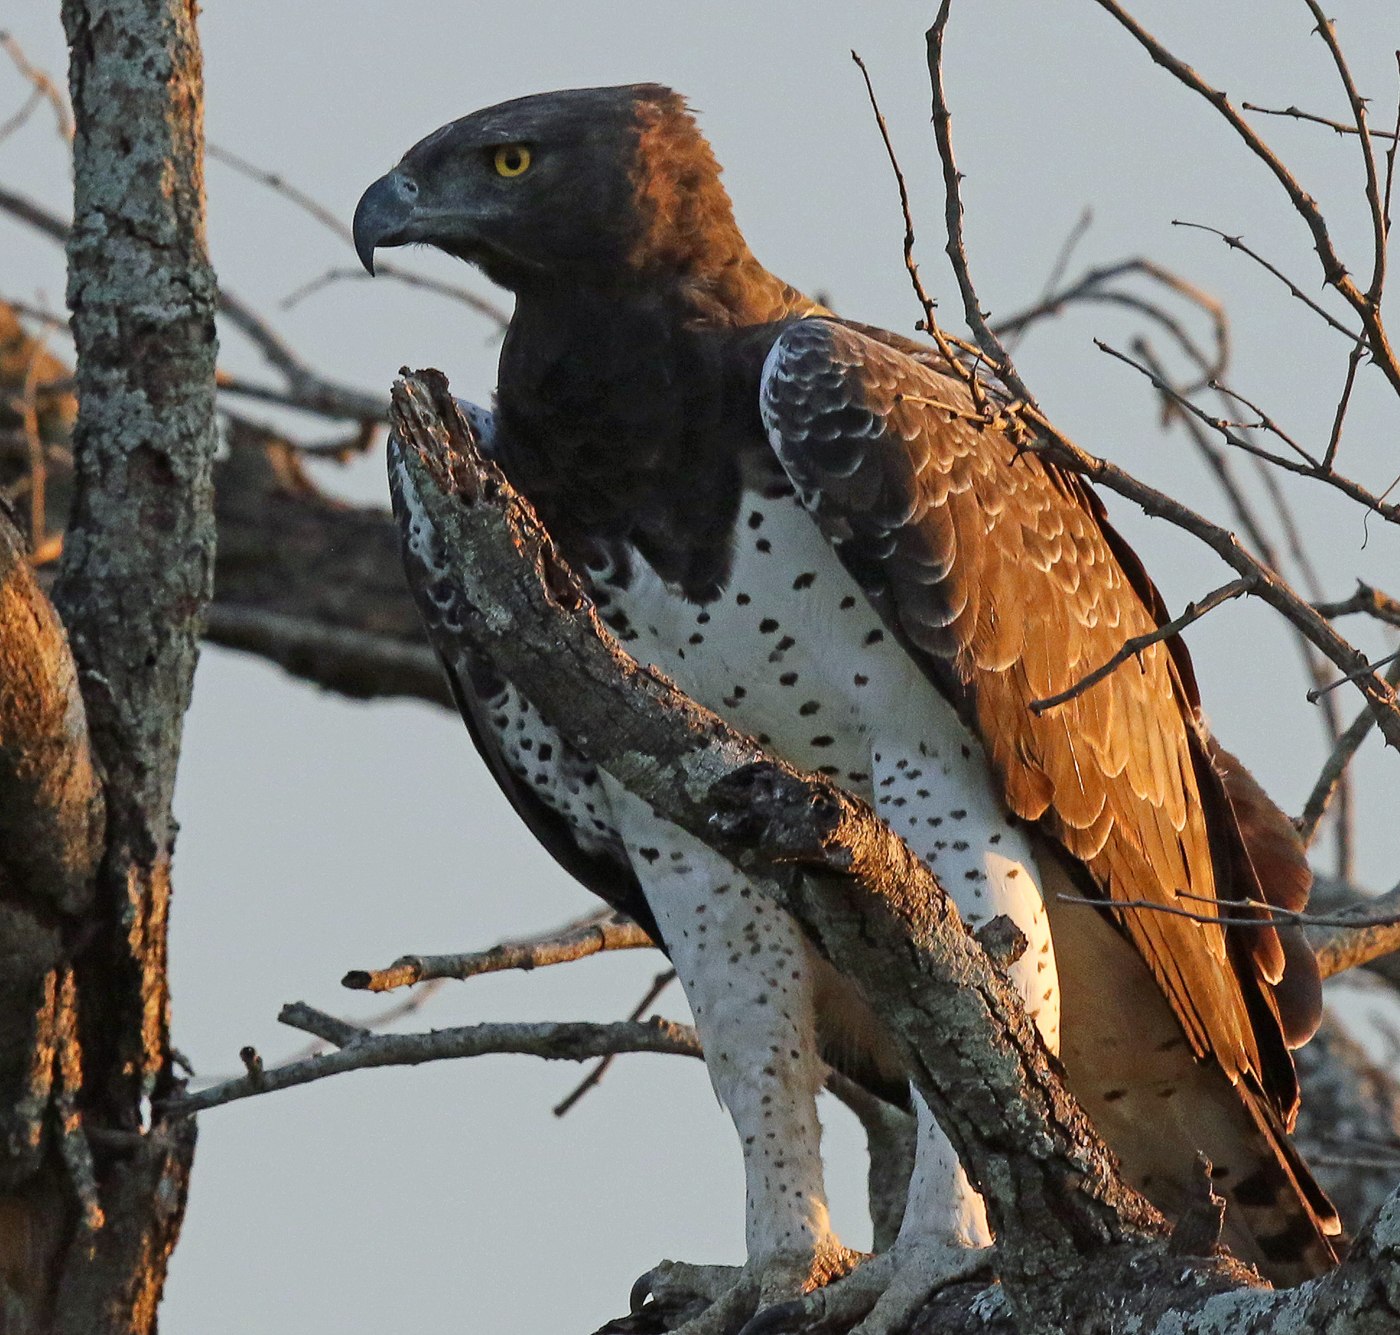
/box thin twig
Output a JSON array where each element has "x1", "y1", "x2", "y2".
[
  {"x1": 1323, "y1": 335, "x2": 1368, "y2": 470},
  {"x1": 1056, "y1": 890, "x2": 1399, "y2": 934},
  {"x1": 206, "y1": 141, "x2": 510, "y2": 331},
  {"x1": 342, "y1": 909, "x2": 655, "y2": 993},
  {"x1": 1314, "y1": 582, "x2": 1400, "y2": 628},
  {"x1": 553, "y1": 967, "x2": 677, "y2": 1117},
  {"x1": 1307, "y1": 648, "x2": 1400, "y2": 702},
  {"x1": 1099, "y1": 339, "x2": 1400, "y2": 521},
  {"x1": 1204, "y1": 380, "x2": 1317, "y2": 467},
  {"x1": 1300, "y1": 0, "x2": 1387, "y2": 302},
  {"x1": 850, "y1": 48, "x2": 981, "y2": 405},
  {"x1": 1173, "y1": 220, "x2": 1361, "y2": 342},
  {"x1": 1243, "y1": 101, "x2": 1400, "y2": 142},
  {"x1": 1092, "y1": 0, "x2": 1400, "y2": 398},
  {"x1": 206, "y1": 141, "x2": 354, "y2": 243},
  {"x1": 993, "y1": 257, "x2": 1229, "y2": 384},
  {"x1": 281, "y1": 264, "x2": 510, "y2": 330},
  {"x1": 1298, "y1": 654, "x2": 1400, "y2": 846},
  {"x1": 0, "y1": 85, "x2": 42, "y2": 146},
  {"x1": 166, "y1": 1016, "x2": 702, "y2": 1117},
  {"x1": 0, "y1": 31, "x2": 73, "y2": 141},
  {"x1": 1384, "y1": 55, "x2": 1400, "y2": 246},
  {"x1": 1006, "y1": 206, "x2": 1094, "y2": 357},
  {"x1": 1031, "y1": 577, "x2": 1254, "y2": 714},
  {"x1": 925, "y1": 5, "x2": 1031, "y2": 417}
]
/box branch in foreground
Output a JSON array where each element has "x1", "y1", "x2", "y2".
[
  {"x1": 343, "y1": 908, "x2": 654, "y2": 993},
  {"x1": 1030, "y1": 575, "x2": 1254, "y2": 713}
]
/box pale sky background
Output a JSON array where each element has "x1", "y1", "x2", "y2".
[{"x1": 3, "y1": 4, "x2": 1399, "y2": 1331}]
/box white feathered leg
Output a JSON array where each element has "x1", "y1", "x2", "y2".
[{"x1": 603, "y1": 780, "x2": 859, "y2": 1330}]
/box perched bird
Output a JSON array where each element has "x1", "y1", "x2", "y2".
[{"x1": 354, "y1": 84, "x2": 1339, "y2": 1330}]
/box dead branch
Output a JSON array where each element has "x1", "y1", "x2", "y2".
[
  {"x1": 206, "y1": 141, "x2": 509, "y2": 330},
  {"x1": 342, "y1": 908, "x2": 655, "y2": 993},
  {"x1": 993, "y1": 257, "x2": 1230, "y2": 384},
  {"x1": 1090, "y1": 0, "x2": 1400, "y2": 399},
  {"x1": 553, "y1": 967, "x2": 677, "y2": 1117},
  {"x1": 920, "y1": 7, "x2": 1400, "y2": 751},
  {"x1": 0, "y1": 30, "x2": 73, "y2": 141},
  {"x1": 0, "y1": 184, "x2": 386, "y2": 423},
  {"x1": 1314, "y1": 582, "x2": 1400, "y2": 628},
  {"x1": 1244, "y1": 101, "x2": 1400, "y2": 143},
  {"x1": 166, "y1": 1014, "x2": 703, "y2": 1116},
  {"x1": 1029, "y1": 576, "x2": 1254, "y2": 714}
]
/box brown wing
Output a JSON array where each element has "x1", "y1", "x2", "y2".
[{"x1": 758, "y1": 317, "x2": 1316, "y2": 1129}]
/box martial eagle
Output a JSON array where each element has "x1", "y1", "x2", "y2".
[{"x1": 354, "y1": 83, "x2": 1338, "y2": 1330}]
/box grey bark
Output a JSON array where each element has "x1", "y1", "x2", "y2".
[{"x1": 0, "y1": 1, "x2": 217, "y2": 1331}]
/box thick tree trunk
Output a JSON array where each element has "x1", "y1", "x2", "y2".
[{"x1": 0, "y1": 2, "x2": 216, "y2": 1331}]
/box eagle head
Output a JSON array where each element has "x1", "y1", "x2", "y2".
[{"x1": 354, "y1": 83, "x2": 747, "y2": 292}]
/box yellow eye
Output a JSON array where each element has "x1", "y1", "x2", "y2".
[{"x1": 493, "y1": 144, "x2": 532, "y2": 178}]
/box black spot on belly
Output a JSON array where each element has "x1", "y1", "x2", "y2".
[
  {"x1": 756, "y1": 539, "x2": 772, "y2": 554},
  {"x1": 1102, "y1": 1088, "x2": 1126, "y2": 1103},
  {"x1": 760, "y1": 617, "x2": 780, "y2": 634},
  {"x1": 792, "y1": 572, "x2": 816, "y2": 590},
  {"x1": 639, "y1": 847, "x2": 661, "y2": 863},
  {"x1": 810, "y1": 736, "x2": 834, "y2": 748},
  {"x1": 748, "y1": 510, "x2": 765, "y2": 529},
  {"x1": 865, "y1": 629, "x2": 884, "y2": 645},
  {"x1": 839, "y1": 595, "x2": 856, "y2": 610},
  {"x1": 779, "y1": 672, "x2": 798, "y2": 686},
  {"x1": 799, "y1": 701, "x2": 821, "y2": 716},
  {"x1": 736, "y1": 592, "x2": 752, "y2": 605}
]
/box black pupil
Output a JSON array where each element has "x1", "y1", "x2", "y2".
[{"x1": 503, "y1": 148, "x2": 523, "y2": 171}]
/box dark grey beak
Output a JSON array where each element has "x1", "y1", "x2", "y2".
[{"x1": 353, "y1": 169, "x2": 419, "y2": 275}]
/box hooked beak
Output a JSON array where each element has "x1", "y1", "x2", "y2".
[{"x1": 352, "y1": 169, "x2": 420, "y2": 275}]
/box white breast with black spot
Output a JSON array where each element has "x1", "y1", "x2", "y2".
[{"x1": 597, "y1": 482, "x2": 1060, "y2": 1049}]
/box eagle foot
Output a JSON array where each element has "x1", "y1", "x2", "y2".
[
  {"x1": 629, "y1": 1243, "x2": 864, "y2": 1335},
  {"x1": 737, "y1": 1240, "x2": 994, "y2": 1334}
]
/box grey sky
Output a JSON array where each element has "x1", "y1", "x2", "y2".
[{"x1": 2, "y1": 3, "x2": 1397, "y2": 1331}]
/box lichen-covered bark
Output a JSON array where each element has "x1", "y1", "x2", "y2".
[{"x1": 0, "y1": 2, "x2": 219, "y2": 1331}]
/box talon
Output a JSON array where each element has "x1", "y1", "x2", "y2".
[
  {"x1": 630, "y1": 1267, "x2": 659, "y2": 1313},
  {"x1": 738, "y1": 1298, "x2": 807, "y2": 1335}
]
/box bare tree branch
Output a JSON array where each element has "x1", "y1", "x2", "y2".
[
  {"x1": 1244, "y1": 101, "x2": 1400, "y2": 143},
  {"x1": 342, "y1": 908, "x2": 655, "y2": 993},
  {"x1": 1089, "y1": 0, "x2": 1400, "y2": 399},
  {"x1": 1311, "y1": 882, "x2": 1400, "y2": 981},
  {"x1": 167, "y1": 1014, "x2": 703, "y2": 1116},
  {"x1": 1030, "y1": 576, "x2": 1255, "y2": 714}
]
